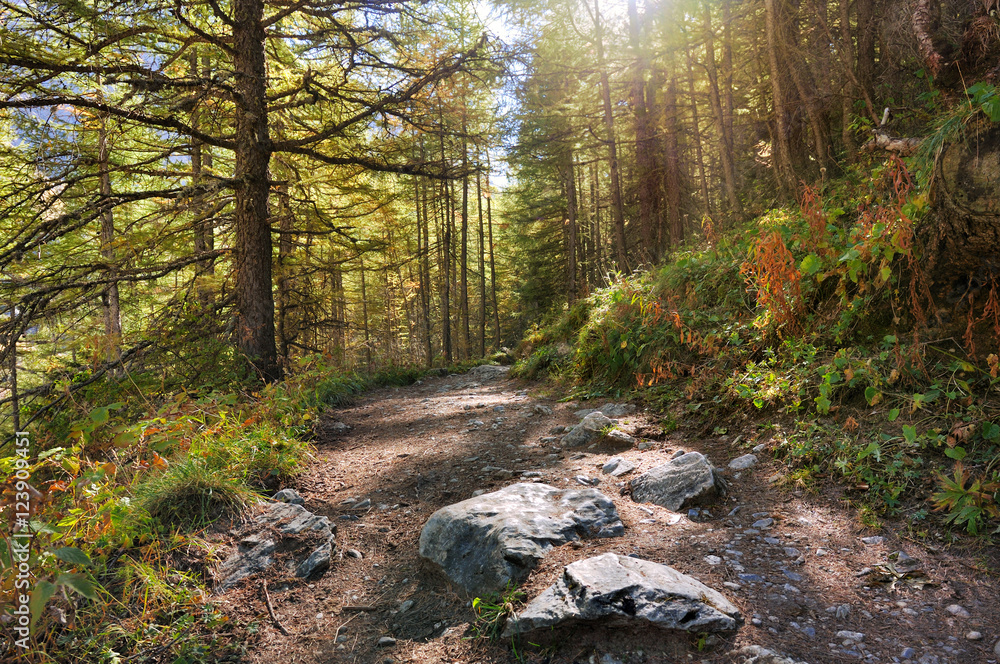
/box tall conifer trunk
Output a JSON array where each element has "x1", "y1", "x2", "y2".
[
  {"x1": 97, "y1": 110, "x2": 121, "y2": 363},
  {"x1": 233, "y1": 0, "x2": 279, "y2": 381},
  {"x1": 593, "y1": 0, "x2": 628, "y2": 271}
]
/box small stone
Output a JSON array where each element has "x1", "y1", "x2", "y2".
[
  {"x1": 945, "y1": 604, "x2": 970, "y2": 618},
  {"x1": 606, "y1": 429, "x2": 636, "y2": 445},
  {"x1": 738, "y1": 573, "x2": 764, "y2": 583},
  {"x1": 521, "y1": 471, "x2": 543, "y2": 478},
  {"x1": 574, "y1": 475, "x2": 599, "y2": 486},
  {"x1": 533, "y1": 404, "x2": 553, "y2": 415},
  {"x1": 399, "y1": 599, "x2": 415, "y2": 613},
  {"x1": 345, "y1": 548, "x2": 363, "y2": 559},
  {"x1": 601, "y1": 456, "x2": 635, "y2": 476},
  {"x1": 836, "y1": 630, "x2": 865, "y2": 642},
  {"x1": 994, "y1": 637, "x2": 1000, "y2": 657},
  {"x1": 637, "y1": 442, "x2": 653, "y2": 450},
  {"x1": 782, "y1": 547, "x2": 801, "y2": 557},
  {"x1": 752, "y1": 443, "x2": 767, "y2": 453},
  {"x1": 353, "y1": 498, "x2": 371, "y2": 509},
  {"x1": 801, "y1": 626, "x2": 816, "y2": 638},
  {"x1": 901, "y1": 647, "x2": 916, "y2": 659},
  {"x1": 493, "y1": 405, "x2": 505, "y2": 412},
  {"x1": 377, "y1": 636, "x2": 396, "y2": 647},
  {"x1": 861, "y1": 535, "x2": 884, "y2": 545},
  {"x1": 704, "y1": 555, "x2": 722, "y2": 565},
  {"x1": 966, "y1": 631, "x2": 982, "y2": 640},
  {"x1": 752, "y1": 518, "x2": 774, "y2": 529},
  {"x1": 728, "y1": 454, "x2": 758, "y2": 471},
  {"x1": 272, "y1": 489, "x2": 305, "y2": 505},
  {"x1": 782, "y1": 570, "x2": 802, "y2": 582}
]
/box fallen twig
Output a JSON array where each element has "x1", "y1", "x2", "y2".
[{"x1": 262, "y1": 580, "x2": 292, "y2": 636}]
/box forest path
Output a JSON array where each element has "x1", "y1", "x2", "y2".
[{"x1": 230, "y1": 369, "x2": 1000, "y2": 664}]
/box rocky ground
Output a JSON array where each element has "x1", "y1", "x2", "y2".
[{"x1": 212, "y1": 368, "x2": 1000, "y2": 664}]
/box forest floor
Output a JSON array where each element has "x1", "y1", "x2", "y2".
[{"x1": 212, "y1": 370, "x2": 1000, "y2": 664}]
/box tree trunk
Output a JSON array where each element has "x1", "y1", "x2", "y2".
[
  {"x1": 856, "y1": 0, "x2": 877, "y2": 103},
  {"x1": 661, "y1": 73, "x2": 684, "y2": 248},
  {"x1": 276, "y1": 183, "x2": 293, "y2": 370},
  {"x1": 97, "y1": 110, "x2": 122, "y2": 364},
  {"x1": 593, "y1": 0, "x2": 628, "y2": 272},
  {"x1": 764, "y1": 0, "x2": 798, "y2": 195},
  {"x1": 629, "y1": 0, "x2": 659, "y2": 262},
  {"x1": 477, "y1": 159, "x2": 487, "y2": 358},
  {"x1": 703, "y1": 4, "x2": 742, "y2": 219},
  {"x1": 416, "y1": 173, "x2": 433, "y2": 367},
  {"x1": 233, "y1": 0, "x2": 279, "y2": 381},
  {"x1": 686, "y1": 49, "x2": 713, "y2": 219},
  {"x1": 359, "y1": 255, "x2": 371, "y2": 369},
  {"x1": 190, "y1": 50, "x2": 215, "y2": 308},
  {"x1": 460, "y1": 129, "x2": 470, "y2": 360},
  {"x1": 563, "y1": 150, "x2": 579, "y2": 302},
  {"x1": 485, "y1": 155, "x2": 499, "y2": 350},
  {"x1": 778, "y1": 9, "x2": 831, "y2": 174},
  {"x1": 576, "y1": 163, "x2": 591, "y2": 295}
]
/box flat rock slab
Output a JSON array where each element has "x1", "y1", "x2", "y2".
[
  {"x1": 419, "y1": 483, "x2": 624, "y2": 595},
  {"x1": 504, "y1": 553, "x2": 742, "y2": 637},
  {"x1": 630, "y1": 452, "x2": 724, "y2": 511},
  {"x1": 216, "y1": 493, "x2": 336, "y2": 591}
]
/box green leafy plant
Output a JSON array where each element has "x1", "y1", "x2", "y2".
[
  {"x1": 931, "y1": 463, "x2": 1000, "y2": 535},
  {"x1": 470, "y1": 584, "x2": 527, "y2": 641}
]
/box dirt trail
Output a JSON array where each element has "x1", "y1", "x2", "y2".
[{"x1": 222, "y1": 370, "x2": 1000, "y2": 664}]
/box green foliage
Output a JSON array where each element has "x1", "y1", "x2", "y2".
[
  {"x1": 931, "y1": 463, "x2": 1000, "y2": 535},
  {"x1": 511, "y1": 344, "x2": 565, "y2": 379},
  {"x1": 132, "y1": 458, "x2": 253, "y2": 530},
  {"x1": 515, "y1": 155, "x2": 1000, "y2": 536},
  {"x1": 470, "y1": 584, "x2": 527, "y2": 641}
]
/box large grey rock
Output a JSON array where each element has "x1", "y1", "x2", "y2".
[
  {"x1": 561, "y1": 411, "x2": 615, "y2": 447},
  {"x1": 599, "y1": 403, "x2": 636, "y2": 418},
  {"x1": 504, "y1": 553, "x2": 742, "y2": 637},
  {"x1": 630, "y1": 452, "x2": 724, "y2": 511},
  {"x1": 419, "y1": 483, "x2": 623, "y2": 595},
  {"x1": 466, "y1": 364, "x2": 510, "y2": 381},
  {"x1": 217, "y1": 537, "x2": 277, "y2": 590},
  {"x1": 216, "y1": 500, "x2": 336, "y2": 591}
]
